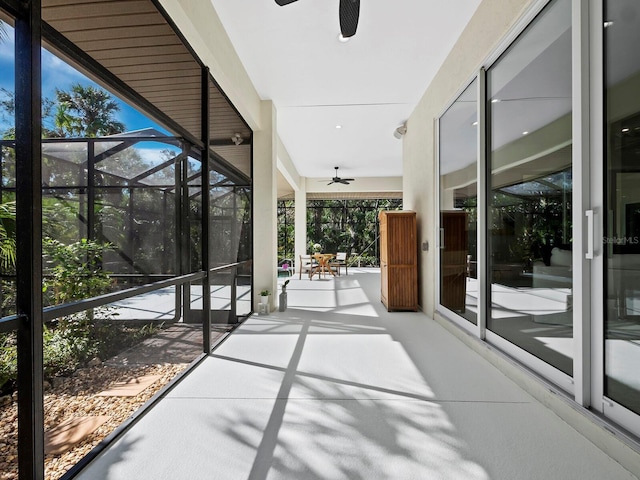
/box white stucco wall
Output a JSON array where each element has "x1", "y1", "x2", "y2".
[
  {"x1": 403, "y1": 0, "x2": 535, "y2": 315},
  {"x1": 253, "y1": 101, "x2": 278, "y2": 309}
]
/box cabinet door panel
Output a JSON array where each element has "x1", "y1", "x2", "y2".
[{"x1": 388, "y1": 266, "x2": 418, "y2": 311}]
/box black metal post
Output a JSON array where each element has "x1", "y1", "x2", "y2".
[
  {"x1": 230, "y1": 266, "x2": 237, "y2": 322},
  {"x1": 15, "y1": 0, "x2": 44, "y2": 478},
  {"x1": 201, "y1": 68, "x2": 211, "y2": 350},
  {"x1": 181, "y1": 142, "x2": 191, "y2": 321},
  {"x1": 231, "y1": 189, "x2": 238, "y2": 322},
  {"x1": 162, "y1": 190, "x2": 168, "y2": 274},
  {"x1": 128, "y1": 188, "x2": 135, "y2": 272},
  {"x1": 78, "y1": 160, "x2": 86, "y2": 239},
  {"x1": 174, "y1": 148, "x2": 182, "y2": 322},
  {"x1": 87, "y1": 139, "x2": 95, "y2": 240}
]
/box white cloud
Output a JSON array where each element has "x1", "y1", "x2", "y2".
[
  {"x1": 0, "y1": 23, "x2": 15, "y2": 61},
  {"x1": 41, "y1": 49, "x2": 90, "y2": 97}
]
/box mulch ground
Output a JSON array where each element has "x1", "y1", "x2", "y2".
[
  {"x1": 0, "y1": 323, "x2": 234, "y2": 479},
  {"x1": 0, "y1": 363, "x2": 187, "y2": 480}
]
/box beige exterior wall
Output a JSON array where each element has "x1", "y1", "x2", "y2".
[
  {"x1": 403, "y1": 0, "x2": 535, "y2": 315},
  {"x1": 253, "y1": 101, "x2": 278, "y2": 309},
  {"x1": 277, "y1": 138, "x2": 301, "y2": 190},
  {"x1": 294, "y1": 183, "x2": 307, "y2": 274}
]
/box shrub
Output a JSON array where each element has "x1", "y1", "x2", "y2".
[
  {"x1": 42, "y1": 237, "x2": 114, "y2": 306},
  {"x1": 0, "y1": 332, "x2": 17, "y2": 393},
  {"x1": 43, "y1": 317, "x2": 93, "y2": 378}
]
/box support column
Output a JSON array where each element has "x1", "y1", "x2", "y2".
[
  {"x1": 253, "y1": 101, "x2": 277, "y2": 310},
  {"x1": 15, "y1": 0, "x2": 44, "y2": 478},
  {"x1": 294, "y1": 179, "x2": 307, "y2": 273},
  {"x1": 201, "y1": 67, "x2": 211, "y2": 351}
]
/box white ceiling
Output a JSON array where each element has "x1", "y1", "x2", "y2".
[{"x1": 209, "y1": 0, "x2": 482, "y2": 180}]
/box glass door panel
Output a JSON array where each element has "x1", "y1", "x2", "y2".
[
  {"x1": 439, "y1": 79, "x2": 478, "y2": 324},
  {"x1": 487, "y1": 0, "x2": 573, "y2": 375},
  {"x1": 604, "y1": 0, "x2": 640, "y2": 416}
]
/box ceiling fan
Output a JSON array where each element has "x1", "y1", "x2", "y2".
[
  {"x1": 327, "y1": 167, "x2": 355, "y2": 185},
  {"x1": 275, "y1": 0, "x2": 360, "y2": 39}
]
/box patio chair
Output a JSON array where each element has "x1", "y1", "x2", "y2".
[
  {"x1": 299, "y1": 255, "x2": 314, "y2": 279},
  {"x1": 329, "y1": 252, "x2": 348, "y2": 276}
]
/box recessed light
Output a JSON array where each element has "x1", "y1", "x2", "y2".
[
  {"x1": 622, "y1": 127, "x2": 630, "y2": 133},
  {"x1": 472, "y1": 121, "x2": 478, "y2": 126},
  {"x1": 491, "y1": 99, "x2": 500, "y2": 103},
  {"x1": 337, "y1": 34, "x2": 350, "y2": 43},
  {"x1": 335, "y1": 125, "x2": 342, "y2": 129},
  {"x1": 604, "y1": 21, "x2": 614, "y2": 28},
  {"x1": 522, "y1": 131, "x2": 529, "y2": 135}
]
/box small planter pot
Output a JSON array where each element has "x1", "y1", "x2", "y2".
[{"x1": 260, "y1": 295, "x2": 269, "y2": 305}]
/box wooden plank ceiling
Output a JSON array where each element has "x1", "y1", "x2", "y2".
[{"x1": 41, "y1": 0, "x2": 251, "y2": 178}]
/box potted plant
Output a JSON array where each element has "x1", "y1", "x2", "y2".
[{"x1": 260, "y1": 289, "x2": 270, "y2": 304}]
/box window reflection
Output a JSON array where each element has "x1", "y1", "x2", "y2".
[
  {"x1": 487, "y1": 0, "x2": 573, "y2": 376},
  {"x1": 439, "y1": 79, "x2": 478, "y2": 324},
  {"x1": 604, "y1": 0, "x2": 640, "y2": 415}
]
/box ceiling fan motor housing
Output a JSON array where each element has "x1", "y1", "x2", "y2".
[{"x1": 275, "y1": 0, "x2": 360, "y2": 38}]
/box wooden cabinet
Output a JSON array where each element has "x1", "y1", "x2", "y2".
[{"x1": 379, "y1": 210, "x2": 418, "y2": 311}]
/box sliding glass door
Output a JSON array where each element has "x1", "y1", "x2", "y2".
[
  {"x1": 487, "y1": 0, "x2": 573, "y2": 376},
  {"x1": 603, "y1": 0, "x2": 640, "y2": 423},
  {"x1": 435, "y1": 0, "x2": 640, "y2": 439},
  {"x1": 438, "y1": 79, "x2": 478, "y2": 325}
]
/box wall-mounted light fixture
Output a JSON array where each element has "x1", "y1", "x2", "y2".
[
  {"x1": 393, "y1": 123, "x2": 407, "y2": 139},
  {"x1": 231, "y1": 133, "x2": 243, "y2": 145}
]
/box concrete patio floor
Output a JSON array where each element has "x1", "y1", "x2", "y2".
[{"x1": 76, "y1": 269, "x2": 639, "y2": 480}]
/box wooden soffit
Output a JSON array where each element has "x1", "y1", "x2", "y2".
[{"x1": 41, "y1": 0, "x2": 251, "y2": 178}]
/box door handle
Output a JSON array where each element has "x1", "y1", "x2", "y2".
[{"x1": 585, "y1": 210, "x2": 594, "y2": 260}]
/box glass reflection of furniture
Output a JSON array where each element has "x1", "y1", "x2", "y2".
[
  {"x1": 605, "y1": 83, "x2": 640, "y2": 412},
  {"x1": 310, "y1": 253, "x2": 335, "y2": 279},
  {"x1": 440, "y1": 211, "x2": 468, "y2": 313}
]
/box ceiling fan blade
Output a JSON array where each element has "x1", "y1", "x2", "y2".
[
  {"x1": 342, "y1": 178, "x2": 355, "y2": 182},
  {"x1": 327, "y1": 181, "x2": 335, "y2": 185},
  {"x1": 339, "y1": 0, "x2": 360, "y2": 38},
  {"x1": 275, "y1": 0, "x2": 298, "y2": 5},
  {"x1": 338, "y1": 179, "x2": 350, "y2": 185}
]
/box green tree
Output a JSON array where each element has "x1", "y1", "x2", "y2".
[
  {"x1": 1, "y1": 87, "x2": 69, "y2": 139},
  {"x1": 54, "y1": 83, "x2": 125, "y2": 137},
  {"x1": 294, "y1": 199, "x2": 402, "y2": 265},
  {"x1": 0, "y1": 201, "x2": 16, "y2": 272}
]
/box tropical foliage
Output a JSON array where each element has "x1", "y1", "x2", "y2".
[
  {"x1": 0, "y1": 75, "x2": 165, "y2": 394},
  {"x1": 278, "y1": 198, "x2": 403, "y2": 265},
  {"x1": 53, "y1": 84, "x2": 125, "y2": 137},
  {"x1": 1, "y1": 83, "x2": 125, "y2": 139},
  {"x1": 0, "y1": 201, "x2": 16, "y2": 271}
]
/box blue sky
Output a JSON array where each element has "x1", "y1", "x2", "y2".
[{"x1": 1, "y1": 20, "x2": 167, "y2": 136}]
